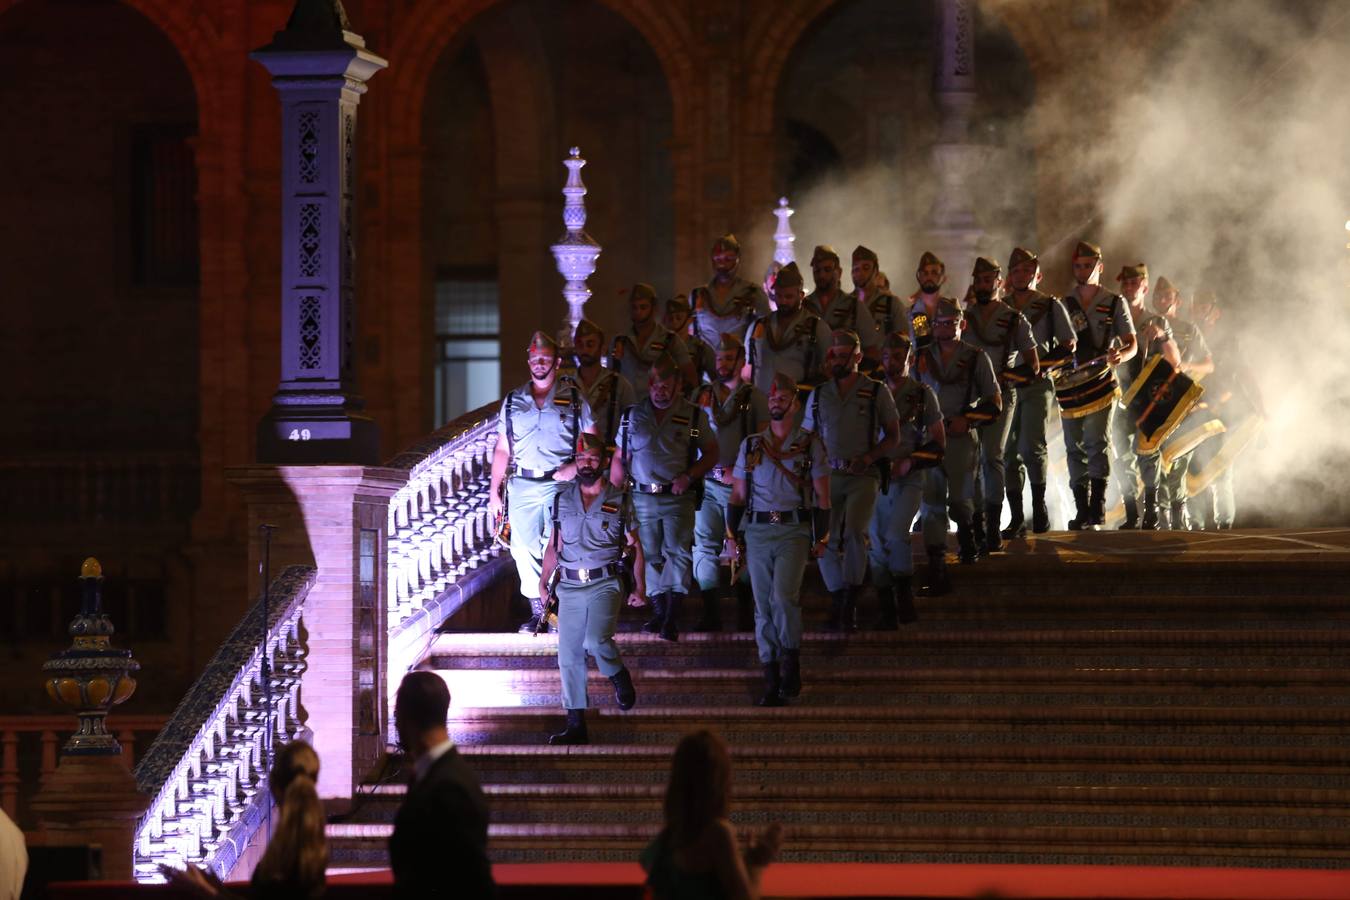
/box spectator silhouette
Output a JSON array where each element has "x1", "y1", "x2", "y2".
[
  {"x1": 390, "y1": 670, "x2": 494, "y2": 899},
  {"x1": 641, "y1": 730, "x2": 782, "y2": 900}
]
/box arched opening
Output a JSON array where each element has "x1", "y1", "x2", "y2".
[{"x1": 421, "y1": 0, "x2": 675, "y2": 424}]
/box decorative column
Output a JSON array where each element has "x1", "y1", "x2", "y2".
[
  {"x1": 550, "y1": 148, "x2": 602, "y2": 349},
  {"x1": 31, "y1": 559, "x2": 148, "y2": 881},
  {"x1": 926, "y1": 0, "x2": 987, "y2": 278},
  {"x1": 250, "y1": 0, "x2": 388, "y2": 464}
]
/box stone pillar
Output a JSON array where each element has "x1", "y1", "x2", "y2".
[
  {"x1": 250, "y1": 0, "x2": 388, "y2": 464},
  {"x1": 228, "y1": 466, "x2": 403, "y2": 806},
  {"x1": 927, "y1": 0, "x2": 987, "y2": 280}
]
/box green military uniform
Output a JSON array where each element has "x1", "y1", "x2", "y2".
[
  {"x1": 744, "y1": 263, "x2": 832, "y2": 397},
  {"x1": 694, "y1": 235, "x2": 772, "y2": 351},
  {"x1": 564, "y1": 368, "x2": 634, "y2": 452},
  {"x1": 1004, "y1": 247, "x2": 1077, "y2": 534},
  {"x1": 615, "y1": 388, "x2": 717, "y2": 638},
  {"x1": 1111, "y1": 265, "x2": 1174, "y2": 530},
  {"x1": 497, "y1": 380, "x2": 595, "y2": 605},
  {"x1": 805, "y1": 294, "x2": 881, "y2": 356},
  {"x1": 666, "y1": 295, "x2": 716, "y2": 386},
  {"x1": 1158, "y1": 313, "x2": 1211, "y2": 529},
  {"x1": 612, "y1": 285, "x2": 692, "y2": 395}
]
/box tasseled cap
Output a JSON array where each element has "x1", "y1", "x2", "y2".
[
  {"x1": 811, "y1": 244, "x2": 840, "y2": 265},
  {"x1": 934, "y1": 298, "x2": 963, "y2": 321},
  {"x1": 649, "y1": 352, "x2": 679, "y2": 379},
  {"x1": 852, "y1": 245, "x2": 879, "y2": 264},
  {"x1": 575, "y1": 433, "x2": 607, "y2": 456},
  {"x1": 1116, "y1": 263, "x2": 1148, "y2": 282},
  {"x1": 527, "y1": 331, "x2": 559, "y2": 353},
  {"x1": 717, "y1": 332, "x2": 744, "y2": 354},
  {"x1": 711, "y1": 234, "x2": 740, "y2": 254},
  {"x1": 665, "y1": 294, "x2": 691, "y2": 315},
  {"x1": 573, "y1": 318, "x2": 605, "y2": 342},
  {"x1": 628, "y1": 282, "x2": 658, "y2": 303},
  {"x1": 767, "y1": 371, "x2": 798, "y2": 398},
  {"x1": 918, "y1": 250, "x2": 945, "y2": 270},
  {"x1": 882, "y1": 330, "x2": 912, "y2": 353},
  {"x1": 972, "y1": 256, "x2": 1001, "y2": 276},
  {"x1": 830, "y1": 329, "x2": 861, "y2": 350},
  {"x1": 1008, "y1": 247, "x2": 1039, "y2": 269},
  {"x1": 1073, "y1": 240, "x2": 1103, "y2": 260},
  {"x1": 774, "y1": 261, "x2": 804, "y2": 289},
  {"x1": 1155, "y1": 275, "x2": 1178, "y2": 296}
]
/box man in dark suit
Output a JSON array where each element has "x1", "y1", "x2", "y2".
[{"x1": 390, "y1": 671, "x2": 494, "y2": 898}]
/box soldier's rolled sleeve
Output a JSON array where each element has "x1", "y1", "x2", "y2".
[
  {"x1": 1051, "y1": 300, "x2": 1076, "y2": 345},
  {"x1": 808, "y1": 434, "x2": 829, "y2": 479},
  {"x1": 666, "y1": 332, "x2": 692, "y2": 367},
  {"x1": 1014, "y1": 313, "x2": 1036, "y2": 354},
  {"x1": 801, "y1": 389, "x2": 819, "y2": 432},
  {"x1": 876, "y1": 383, "x2": 901, "y2": 431},
  {"x1": 975, "y1": 351, "x2": 1000, "y2": 402},
  {"x1": 855, "y1": 303, "x2": 882, "y2": 351},
  {"x1": 496, "y1": 396, "x2": 511, "y2": 442},
  {"x1": 921, "y1": 385, "x2": 943, "y2": 429},
  {"x1": 578, "y1": 396, "x2": 596, "y2": 434},
  {"x1": 696, "y1": 409, "x2": 718, "y2": 459},
  {"x1": 750, "y1": 287, "x2": 772, "y2": 318},
  {"x1": 732, "y1": 438, "x2": 750, "y2": 481},
  {"x1": 1113, "y1": 299, "x2": 1136, "y2": 340}
]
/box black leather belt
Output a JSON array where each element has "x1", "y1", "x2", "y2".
[
  {"x1": 510, "y1": 466, "x2": 557, "y2": 480},
  {"x1": 828, "y1": 459, "x2": 855, "y2": 472},
  {"x1": 634, "y1": 482, "x2": 674, "y2": 494},
  {"x1": 750, "y1": 509, "x2": 808, "y2": 525},
  {"x1": 559, "y1": 563, "x2": 622, "y2": 584}
]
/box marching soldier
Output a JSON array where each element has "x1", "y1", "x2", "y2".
[
  {"x1": 1061, "y1": 241, "x2": 1136, "y2": 530},
  {"x1": 726, "y1": 372, "x2": 831, "y2": 706},
  {"x1": 611, "y1": 353, "x2": 719, "y2": 641},
  {"x1": 869, "y1": 332, "x2": 945, "y2": 627},
  {"x1": 540, "y1": 434, "x2": 646, "y2": 745},
  {"x1": 915, "y1": 300, "x2": 1001, "y2": 572},
  {"x1": 1003, "y1": 247, "x2": 1076, "y2": 535},
  {"x1": 1152, "y1": 277, "x2": 1214, "y2": 529},
  {"x1": 802, "y1": 330, "x2": 900, "y2": 631},
  {"x1": 851, "y1": 248, "x2": 909, "y2": 358},
  {"x1": 961, "y1": 257, "x2": 1037, "y2": 552},
  {"x1": 907, "y1": 251, "x2": 957, "y2": 348},
  {"x1": 611, "y1": 282, "x2": 696, "y2": 395},
  {"x1": 743, "y1": 262, "x2": 831, "y2": 397},
  {"x1": 806, "y1": 245, "x2": 882, "y2": 369},
  {"x1": 692, "y1": 333, "x2": 768, "y2": 631},
  {"x1": 666, "y1": 293, "x2": 716, "y2": 385},
  {"x1": 568, "y1": 318, "x2": 635, "y2": 451},
  {"x1": 1112, "y1": 265, "x2": 1181, "y2": 530},
  {"x1": 489, "y1": 332, "x2": 595, "y2": 633},
  {"x1": 693, "y1": 234, "x2": 771, "y2": 352}
]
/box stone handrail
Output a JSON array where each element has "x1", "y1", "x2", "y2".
[
  {"x1": 384, "y1": 401, "x2": 506, "y2": 686},
  {"x1": 131, "y1": 566, "x2": 315, "y2": 882}
]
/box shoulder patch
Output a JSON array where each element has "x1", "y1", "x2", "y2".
[
  {"x1": 553, "y1": 394, "x2": 573, "y2": 408},
  {"x1": 601, "y1": 502, "x2": 620, "y2": 515},
  {"x1": 672, "y1": 413, "x2": 691, "y2": 426}
]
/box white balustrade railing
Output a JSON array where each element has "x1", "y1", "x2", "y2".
[{"x1": 131, "y1": 566, "x2": 315, "y2": 883}]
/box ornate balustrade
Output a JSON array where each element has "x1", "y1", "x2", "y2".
[
  {"x1": 131, "y1": 566, "x2": 315, "y2": 882},
  {"x1": 383, "y1": 401, "x2": 507, "y2": 688}
]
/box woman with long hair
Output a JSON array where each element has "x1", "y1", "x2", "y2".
[
  {"x1": 161, "y1": 740, "x2": 328, "y2": 898},
  {"x1": 641, "y1": 730, "x2": 782, "y2": 900}
]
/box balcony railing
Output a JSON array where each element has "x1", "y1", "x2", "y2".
[{"x1": 131, "y1": 566, "x2": 314, "y2": 882}]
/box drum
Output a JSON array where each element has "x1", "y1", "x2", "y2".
[
  {"x1": 1187, "y1": 412, "x2": 1263, "y2": 496},
  {"x1": 1120, "y1": 354, "x2": 1205, "y2": 455},
  {"x1": 1054, "y1": 360, "x2": 1119, "y2": 419},
  {"x1": 1160, "y1": 403, "x2": 1226, "y2": 470}
]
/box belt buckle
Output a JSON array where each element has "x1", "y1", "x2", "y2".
[
  {"x1": 768, "y1": 510, "x2": 783, "y2": 524},
  {"x1": 577, "y1": 568, "x2": 592, "y2": 584}
]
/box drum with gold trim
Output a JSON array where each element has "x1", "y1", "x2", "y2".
[
  {"x1": 1160, "y1": 403, "x2": 1226, "y2": 471},
  {"x1": 1120, "y1": 354, "x2": 1205, "y2": 455},
  {"x1": 1054, "y1": 360, "x2": 1119, "y2": 419}
]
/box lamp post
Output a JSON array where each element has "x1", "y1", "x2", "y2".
[{"x1": 550, "y1": 147, "x2": 602, "y2": 351}]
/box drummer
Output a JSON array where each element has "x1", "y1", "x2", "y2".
[
  {"x1": 1152, "y1": 277, "x2": 1214, "y2": 530},
  {"x1": 1062, "y1": 241, "x2": 1136, "y2": 531}
]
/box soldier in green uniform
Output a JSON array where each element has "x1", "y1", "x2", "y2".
[
  {"x1": 539, "y1": 434, "x2": 646, "y2": 745},
  {"x1": 1061, "y1": 241, "x2": 1137, "y2": 530},
  {"x1": 743, "y1": 262, "x2": 832, "y2": 398},
  {"x1": 611, "y1": 353, "x2": 719, "y2": 641},
  {"x1": 851, "y1": 246, "x2": 909, "y2": 363},
  {"x1": 693, "y1": 234, "x2": 772, "y2": 353},
  {"x1": 961, "y1": 257, "x2": 1038, "y2": 552},
  {"x1": 692, "y1": 333, "x2": 768, "y2": 631},
  {"x1": 806, "y1": 245, "x2": 882, "y2": 370},
  {"x1": 915, "y1": 300, "x2": 1001, "y2": 572},
  {"x1": 489, "y1": 332, "x2": 596, "y2": 633},
  {"x1": 1003, "y1": 247, "x2": 1076, "y2": 535},
  {"x1": 611, "y1": 282, "x2": 696, "y2": 395},
  {"x1": 727, "y1": 372, "x2": 831, "y2": 706},
  {"x1": 567, "y1": 318, "x2": 636, "y2": 451},
  {"x1": 869, "y1": 331, "x2": 945, "y2": 627},
  {"x1": 1152, "y1": 277, "x2": 1214, "y2": 529},
  {"x1": 907, "y1": 251, "x2": 958, "y2": 349},
  {"x1": 802, "y1": 330, "x2": 900, "y2": 631},
  {"x1": 1111, "y1": 265, "x2": 1181, "y2": 530},
  {"x1": 665, "y1": 293, "x2": 716, "y2": 386}
]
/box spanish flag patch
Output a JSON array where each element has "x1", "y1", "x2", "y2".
[
  {"x1": 553, "y1": 394, "x2": 573, "y2": 408},
  {"x1": 601, "y1": 502, "x2": 620, "y2": 515},
  {"x1": 672, "y1": 414, "x2": 691, "y2": 426}
]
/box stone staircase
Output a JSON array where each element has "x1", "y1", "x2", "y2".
[{"x1": 328, "y1": 530, "x2": 1350, "y2": 870}]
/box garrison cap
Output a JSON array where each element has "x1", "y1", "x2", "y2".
[
  {"x1": 811, "y1": 244, "x2": 841, "y2": 266},
  {"x1": 972, "y1": 256, "x2": 1001, "y2": 276},
  {"x1": 1117, "y1": 263, "x2": 1148, "y2": 282},
  {"x1": 573, "y1": 318, "x2": 605, "y2": 343},
  {"x1": 774, "y1": 261, "x2": 804, "y2": 289},
  {"x1": 527, "y1": 331, "x2": 559, "y2": 353},
  {"x1": 918, "y1": 250, "x2": 945, "y2": 271},
  {"x1": 628, "y1": 282, "x2": 658, "y2": 303},
  {"x1": 882, "y1": 330, "x2": 912, "y2": 353},
  {"x1": 934, "y1": 298, "x2": 963, "y2": 321},
  {"x1": 1155, "y1": 275, "x2": 1178, "y2": 296},
  {"x1": 575, "y1": 433, "x2": 607, "y2": 456},
  {"x1": 1193, "y1": 288, "x2": 1219, "y2": 308},
  {"x1": 649, "y1": 352, "x2": 679, "y2": 379},
  {"x1": 1008, "y1": 247, "x2": 1039, "y2": 269},
  {"x1": 767, "y1": 371, "x2": 798, "y2": 398},
  {"x1": 665, "y1": 294, "x2": 691, "y2": 315},
  {"x1": 830, "y1": 329, "x2": 861, "y2": 350},
  {"x1": 716, "y1": 332, "x2": 744, "y2": 354},
  {"x1": 711, "y1": 234, "x2": 740, "y2": 254},
  {"x1": 852, "y1": 245, "x2": 879, "y2": 264},
  {"x1": 1073, "y1": 240, "x2": 1103, "y2": 260}
]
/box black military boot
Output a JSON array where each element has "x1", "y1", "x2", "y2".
[
  {"x1": 693, "y1": 587, "x2": 723, "y2": 632},
  {"x1": 779, "y1": 648, "x2": 802, "y2": 699},
  {"x1": 956, "y1": 519, "x2": 979, "y2": 564},
  {"x1": 548, "y1": 708, "x2": 589, "y2": 745},
  {"x1": 971, "y1": 507, "x2": 989, "y2": 557},
  {"x1": 1067, "y1": 483, "x2": 1090, "y2": 531},
  {"x1": 984, "y1": 503, "x2": 1004, "y2": 553},
  {"x1": 894, "y1": 575, "x2": 918, "y2": 624},
  {"x1": 734, "y1": 581, "x2": 755, "y2": 631},
  {"x1": 609, "y1": 667, "x2": 636, "y2": 711},
  {"x1": 1031, "y1": 483, "x2": 1050, "y2": 534},
  {"x1": 824, "y1": 589, "x2": 850, "y2": 631},
  {"x1": 757, "y1": 662, "x2": 785, "y2": 707},
  {"x1": 841, "y1": 587, "x2": 860, "y2": 633},
  {"x1": 1088, "y1": 478, "x2": 1108, "y2": 530},
  {"x1": 519, "y1": 597, "x2": 548, "y2": 634},
  {"x1": 1170, "y1": 502, "x2": 1190, "y2": 531},
  {"x1": 920, "y1": 547, "x2": 951, "y2": 596},
  {"x1": 1141, "y1": 488, "x2": 1160, "y2": 530},
  {"x1": 641, "y1": 593, "x2": 667, "y2": 634},
  {"x1": 874, "y1": 582, "x2": 899, "y2": 631},
  {"x1": 1002, "y1": 488, "x2": 1027, "y2": 539},
  {"x1": 1120, "y1": 494, "x2": 1139, "y2": 530},
  {"x1": 660, "y1": 593, "x2": 683, "y2": 642}
]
